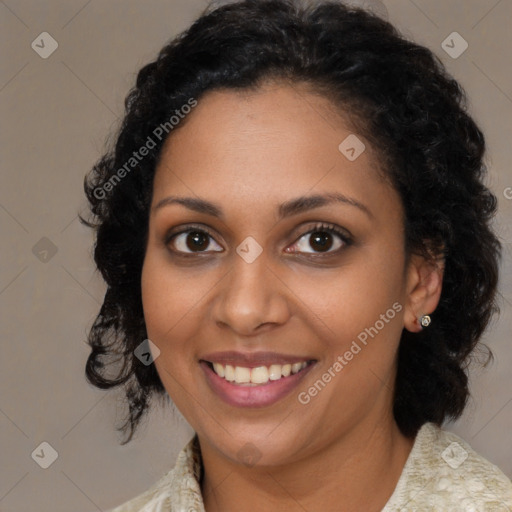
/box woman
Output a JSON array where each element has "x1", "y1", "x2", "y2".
[{"x1": 81, "y1": 0, "x2": 512, "y2": 510}]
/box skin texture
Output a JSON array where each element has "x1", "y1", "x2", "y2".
[{"x1": 140, "y1": 80, "x2": 444, "y2": 512}]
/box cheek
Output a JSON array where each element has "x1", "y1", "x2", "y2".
[
  {"x1": 141, "y1": 248, "x2": 203, "y2": 337},
  {"x1": 140, "y1": 253, "x2": 202, "y2": 409},
  {"x1": 141, "y1": 257, "x2": 171, "y2": 338},
  {"x1": 289, "y1": 251, "x2": 405, "y2": 344},
  {"x1": 297, "y1": 260, "x2": 405, "y2": 411},
  {"x1": 140, "y1": 251, "x2": 195, "y2": 360}
]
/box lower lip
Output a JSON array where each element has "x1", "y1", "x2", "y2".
[{"x1": 200, "y1": 361, "x2": 315, "y2": 408}]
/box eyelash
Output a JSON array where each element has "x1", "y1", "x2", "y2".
[{"x1": 164, "y1": 222, "x2": 352, "y2": 257}]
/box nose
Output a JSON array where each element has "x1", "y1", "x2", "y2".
[{"x1": 212, "y1": 249, "x2": 291, "y2": 337}]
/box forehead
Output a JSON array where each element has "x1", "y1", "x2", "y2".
[{"x1": 152, "y1": 82, "x2": 396, "y2": 218}]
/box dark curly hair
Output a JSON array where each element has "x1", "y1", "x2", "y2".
[{"x1": 80, "y1": 0, "x2": 501, "y2": 444}]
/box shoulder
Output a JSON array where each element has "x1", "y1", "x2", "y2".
[
  {"x1": 383, "y1": 423, "x2": 512, "y2": 511},
  {"x1": 105, "y1": 468, "x2": 176, "y2": 512},
  {"x1": 105, "y1": 435, "x2": 203, "y2": 512}
]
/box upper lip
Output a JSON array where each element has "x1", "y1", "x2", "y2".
[{"x1": 200, "y1": 351, "x2": 315, "y2": 368}]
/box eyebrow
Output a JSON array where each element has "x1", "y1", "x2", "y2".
[{"x1": 152, "y1": 192, "x2": 373, "y2": 220}]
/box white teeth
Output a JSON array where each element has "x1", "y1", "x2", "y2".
[
  {"x1": 268, "y1": 364, "x2": 282, "y2": 381},
  {"x1": 291, "y1": 362, "x2": 303, "y2": 374},
  {"x1": 281, "y1": 364, "x2": 291, "y2": 377},
  {"x1": 251, "y1": 366, "x2": 269, "y2": 384},
  {"x1": 234, "y1": 366, "x2": 251, "y2": 384},
  {"x1": 209, "y1": 361, "x2": 310, "y2": 385},
  {"x1": 224, "y1": 364, "x2": 235, "y2": 382},
  {"x1": 213, "y1": 362, "x2": 225, "y2": 377}
]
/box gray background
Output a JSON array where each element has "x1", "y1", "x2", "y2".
[{"x1": 1, "y1": 1, "x2": 511, "y2": 510}]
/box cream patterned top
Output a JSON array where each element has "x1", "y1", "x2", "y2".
[{"x1": 107, "y1": 423, "x2": 512, "y2": 511}]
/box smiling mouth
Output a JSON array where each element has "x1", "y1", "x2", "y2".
[{"x1": 202, "y1": 360, "x2": 315, "y2": 386}]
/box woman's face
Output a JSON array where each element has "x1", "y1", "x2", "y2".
[{"x1": 141, "y1": 81, "x2": 422, "y2": 466}]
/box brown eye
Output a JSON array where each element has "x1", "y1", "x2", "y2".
[
  {"x1": 168, "y1": 229, "x2": 223, "y2": 254},
  {"x1": 309, "y1": 231, "x2": 334, "y2": 252},
  {"x1": 287, "y1": 223, "x2": 350, "y2": 255}
]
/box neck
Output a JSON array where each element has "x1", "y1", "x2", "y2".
[{"x1": 199, "y1": 416, "x2": 415, "y2": 512}]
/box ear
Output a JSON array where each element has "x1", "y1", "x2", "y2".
[{"x1": 403, "y1": 252, "x2": 444, "y2": 333}]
